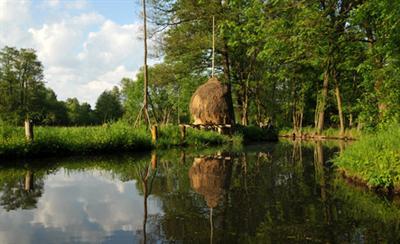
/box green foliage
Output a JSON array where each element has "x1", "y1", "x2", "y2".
[
  {"x1": 0, "y1": 46, "x2": 45, "y2": 124},
  {"x1": 333, "y1": 123, "x2": 400, "y2": 188},
  {"x1": 95, "y1": 86, "x2": 123, "y2": 123},
  {"x1": 333, "y1": 178, "x2": 400, "y2": 224}
]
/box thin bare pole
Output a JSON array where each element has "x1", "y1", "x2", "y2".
[
  {"x1": 212, "y1": 15, "x2": 215, "y2": 78},
  {"x1": 139, "y1": 0, "x2": 151, "y2": 128}
]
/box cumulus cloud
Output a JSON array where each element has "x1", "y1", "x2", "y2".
[
  {"x1": 0, "y1": 0, "x2": 144, "y2": 106},
  {"x1": 65, "y1": 0, "x2": 88, "y2": 10},
  {"x1": 0, "y1": 0, "x2": 32, "y2": 48}
]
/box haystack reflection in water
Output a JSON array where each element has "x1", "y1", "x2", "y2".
[
  {"x1": 0, "y1": 142, "x2": 400, "y2": 243},
  {"x1": 189, "y1": 154, "x2": 232, "y2": 243}
]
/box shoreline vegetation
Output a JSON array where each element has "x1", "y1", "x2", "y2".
[
  {"x1": 0, "y1": 122, "x2": 278, "y2": 159},
  {"x1": 279, "y1": 127, "x2": 361, "y2": 141},
  {"x1": 333, "y1": 124, "x2": 400, "y2": 193}
]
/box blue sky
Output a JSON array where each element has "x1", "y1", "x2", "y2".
[{"x1": 0, "y1": 0, "x2": 150, "y2": 106}]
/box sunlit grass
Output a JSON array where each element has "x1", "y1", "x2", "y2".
[
  {"x1": 0, "y1": 122, "x2": 243, "y2": 158},
  {"x1": 333, "y1": 123, "x2": 400, "y2": 189}
]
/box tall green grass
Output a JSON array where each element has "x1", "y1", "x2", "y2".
[
  {"x1": 333, "y1": 124, "x2": 400, "y2": 189},
  {"x1": 0, "y1": 122, "x2": 152, "y2": 158},
  {"x1": 0, "y1": 122, "x2": 242, "y2": 158}
]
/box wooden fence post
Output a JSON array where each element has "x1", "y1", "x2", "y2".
[
  {"x1": 179, "y1": 125, "x2": 186, "y2": 143},
  {"x1": 151, "y1": 125, "x2": 158, "y2": 143},
  {"x1": 25, "y1": 119, "x2": 34, "y2": 142},
  {"x1": 151, "y1": 152, "x2": 157, "y2": 170}
]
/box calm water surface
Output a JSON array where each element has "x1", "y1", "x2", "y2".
[{"x1": 0, "y1": 141, "x2": 399, "y2": 243}]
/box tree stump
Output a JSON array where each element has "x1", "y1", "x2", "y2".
[{"x1": 24, "y1": 119, "x2": 34, "y2": 142}]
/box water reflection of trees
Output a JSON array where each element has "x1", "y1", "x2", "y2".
[
  {"x1": 150, "y1": 143, "x2": 400, "y2": 243},
  {"x1": 1, "y1": 144, "x2": 400, "y2": 242},
  {"x1": 0, "y1": 168, "x2": 44, "y2": 211}
]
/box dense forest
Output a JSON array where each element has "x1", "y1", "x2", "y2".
[{"x1": 1, "y1": 0, "x2": 400, "y2": 133}]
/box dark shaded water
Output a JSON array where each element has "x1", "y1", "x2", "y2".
[{"x1": 0, "y1": 141, "x2": 400, "y2": 243}]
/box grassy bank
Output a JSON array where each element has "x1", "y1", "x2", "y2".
[
  {"x1": 279, "y1": 127, "x2": 361, "y2": 140},
  {"x1": 0, "y1": 123, "x2": 242, "y2": 159},
  {"x1": 333, "y1": 124, "x2": 400, "y2": 191}
]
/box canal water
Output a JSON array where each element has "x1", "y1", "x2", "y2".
[{"x1": 0, "y1": 141, "x2": 399, "y2": 243}]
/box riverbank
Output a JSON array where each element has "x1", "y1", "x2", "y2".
[
  {"x1": 0, "y1": 123, "x2": 279, "y2": 159},
  {"x1": 279, "y1": 127, "x2": 361, "y2": 140},
  {"x1": 0, "y1": 123, "x2": 244, "y2": 159},
  {"x1": 333, "y1": 124, "x2": 400, "y2": 192}
]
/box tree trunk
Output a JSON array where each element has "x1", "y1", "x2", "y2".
[
  {"x1": 142, "y1": 0, "x2": 150, "y2": 127},
  {"x1": 222, "y1": 43, "x2": 235, "y2": 125},
  {"x1": 316, "y1": 70, "x2": 329, "y2": 135},
  {"x1": 334, "y1": 72, "x2": 345, "y2": 136},
  {"x1": 241, "y1": 79, "x2": 249, "y2": 126}
]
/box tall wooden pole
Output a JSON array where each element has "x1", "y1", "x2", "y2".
[
  {"x1": 143, "y1": 0, "x2": 150, "y2": 127},
  {"x1": 212, "y1": 16, "x2": 215, "y2": 78}
]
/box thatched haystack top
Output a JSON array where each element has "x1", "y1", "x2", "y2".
[
  {"x1": 188, "y1": 157, "x2": 229, "y2": 208},
  {"x1": 190, "y1": 77, "x2": 233, "y2": 125}
]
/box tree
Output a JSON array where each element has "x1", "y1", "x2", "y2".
[
  {"x1": 0, "y1": 46, "x2": 46, "y2": 125},
  {"x1": 65, "y1": 98, "x2": 98, "y2": 126},
  {"x1": 95, "y1": 87, "x2": 123, "y2": 123}
]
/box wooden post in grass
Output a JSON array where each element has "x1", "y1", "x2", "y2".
[
  {"x1": 179, "y1": 125, "x2": 186, "y2": 142},
  {"x1": 151, "y1": 125, "x2": 158, "y2": 143},
  {"x1": 151, "y1": 152, "x2": 157, "y2": 170},
  {"x1": 24, "y1": 119, "x2": 34, "y2": 142},
  {"x1": 217, "y1": 125, "x2": 222, "y2": 135}
]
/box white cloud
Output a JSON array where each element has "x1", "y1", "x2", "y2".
[
  {"x1": 65, "y1": 0, "x2": 88, "y2": 10},
  {"x1": 29, "y1": 12, "x2": 105, "y2": 67},
  {"x1": 83, "y1": 65, "x2": 137, "y2": 95},
  {"x1": 0, "y1": 0, "x2": 144, "y2": 106},
  {"x1": 0, "y1": 0, "x2": 32, "y2": 48},
  {"x1": 46, "y1": 0, "x2": 60, "y2": 8},
  {"x1": 0, "y1": 0, "x2": 30, "y2": 23}
]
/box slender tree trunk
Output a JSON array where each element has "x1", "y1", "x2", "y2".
[
  {"x1": 242, "y1": 78, "x2": 249, "y2": 126},
  {"x1": 316, "y1": 70, "x2": 329, "y2": 134},
  {"x1": 222, "y1": 43, "x2": 235, "y2": 125},
  {"x1": 256, "y1": 97, "x2": 261, "y2": 126},
  {"x1": 142, "y1": 0, "x2": 150, "y2": 127},
  {"x1": 333, "y1": 71, "x2": 345, "y2": 136}
]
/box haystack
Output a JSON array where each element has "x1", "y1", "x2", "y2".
[
  {"x1": 188, "y1": 156, "x2": 230, "y2": 208},
  {"x1": 190, "y1": 77, "x2": 233, "y2": 125}
]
